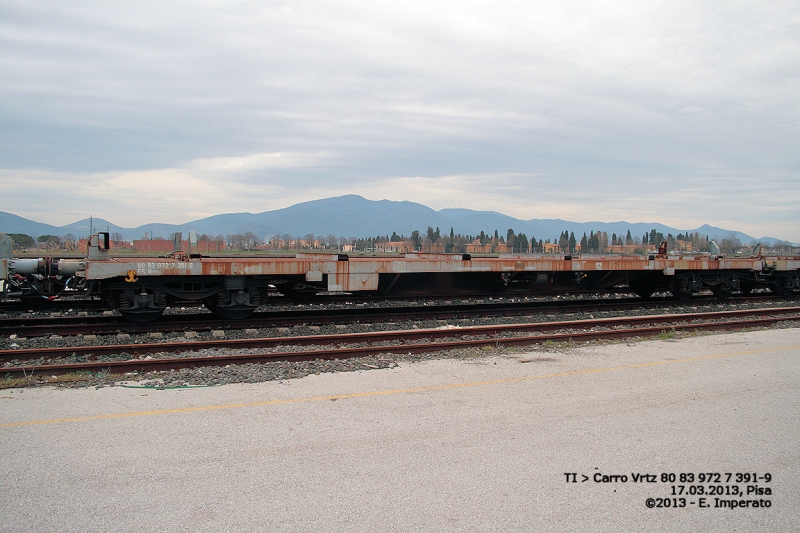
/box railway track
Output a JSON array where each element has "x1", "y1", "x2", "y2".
[
  {"x1": 0, "y1": 297, "x2": 106, "y2": 313},
  {"x1": 3, "y1": 306, "x2": 799, "y2": 379},
  {"x1": 1, "y1": 294, "x2": 791, "y2": 339},
  {"x1": 0, "y1": 289, "x2": 633, "y2": 313},
  {"x1": 0, "y1": 290, "x2": 630, "y2": 314}
]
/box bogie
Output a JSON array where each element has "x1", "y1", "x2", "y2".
[{"x1": 202, "y1": 287, "x2": 265, "y2": 320}]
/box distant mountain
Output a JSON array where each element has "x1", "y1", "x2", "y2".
[
  {"x1": 0, "y1": 212, "x2": 62, "y2": 237},
  {"x1": 0, "y1": 195, "x2": 791, "y2": 245},
  {"x1": 0, "y1": 212, "x2": 129, "y2": 240}
]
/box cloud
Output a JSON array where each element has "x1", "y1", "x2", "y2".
[
  {"x1": 0, "y1": 151, "x2": 334, "y2": 225},
  {"x1": 0, "y1": 1, "x2": 798, "y2": 239}
]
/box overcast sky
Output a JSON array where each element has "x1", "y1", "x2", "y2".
[{"x1": 1, "y1": 1, "x2": 798, "y2": 240}]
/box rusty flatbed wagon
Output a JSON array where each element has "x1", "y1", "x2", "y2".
[{"x1": 2, "y1": 233, "x2": 799, "y2": 321}]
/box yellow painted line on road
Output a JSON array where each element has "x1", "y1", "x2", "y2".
[{"x1": 2, "y1": 344, "x2": 798, "y2": 429}]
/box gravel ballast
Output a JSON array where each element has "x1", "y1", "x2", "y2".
[{"x1": 2, "y1": 295, "x2": 799, "y2": 389}]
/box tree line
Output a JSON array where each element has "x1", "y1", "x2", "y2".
[{"x1": 2, "y1": 228, "x2": 794, "y2": 256}]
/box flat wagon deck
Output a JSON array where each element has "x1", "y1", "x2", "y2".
[{"x1": 3, "y1": 232, "x2": 798, "y2": 321}]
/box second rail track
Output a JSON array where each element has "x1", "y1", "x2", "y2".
[{"x1": 3, "y1": 306, "x2": 798, "y2": 379}]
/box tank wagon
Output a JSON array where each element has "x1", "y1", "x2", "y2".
[{"x1": 1, "y1": 232, "x2": 798, "y2": 322}]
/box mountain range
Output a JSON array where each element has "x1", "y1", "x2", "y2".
[{"x1": 0, "y1": 195, "x2": 790, "y2": 245}]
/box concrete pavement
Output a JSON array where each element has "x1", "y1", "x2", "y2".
[{"x1": 2, "y1": 328, "x2": 798, "y2": 532}]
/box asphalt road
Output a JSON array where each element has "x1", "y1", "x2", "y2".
[{"x1": 2, "y1": 328, "x2": 798, "y2": 532}]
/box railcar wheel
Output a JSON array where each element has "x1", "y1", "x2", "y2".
[
  {"x1": 202, "y1": 298, "x2": 216, "y2": 313},
  {"x1": 202, "y1": 296, "x2": 256, "y2": 320},
  {"x1": 276, "y1": 283, "x2": 319, "y2": 299},
  {"x1": 712, "y1": 288, "x2": 733, "y2": 299},
  {"x1": 672, "y1": 291, "x2": 693, "y2": 301},
  {"x1": 105, "y1": 288, "x2": 167, "y2": 323},
  {"x1": 669, "y1": 279, "x2": 695, "y2": 301},
  {"x1": 769, "y1": 282, "x2": 792, "y2": 297}
]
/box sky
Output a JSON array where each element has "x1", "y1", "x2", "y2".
[{"x1": 1, "y1": 1, "x2": 799, "y2": 240}]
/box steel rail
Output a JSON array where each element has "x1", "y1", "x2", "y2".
[
  {"x1": 2, "y1": 307, "x2": 798, "y2": 377},
  {"x1": 0, "y1": 298, "x2": 106, "y2": 313},
  {"x1": 2, "y1": 294, "x2": 793, "y2": 338}
]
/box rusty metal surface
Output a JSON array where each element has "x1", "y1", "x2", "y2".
[
  {"x1": 83, "y1": 254, "x2": 769, "y2": 281},
  {"x1": 766, "y1": 258, "x2": 800, "y2": 271}
]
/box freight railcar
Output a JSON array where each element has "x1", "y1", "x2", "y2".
[{"x1": 2, "y1": 232, "x2": 798, "y2": 322}]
